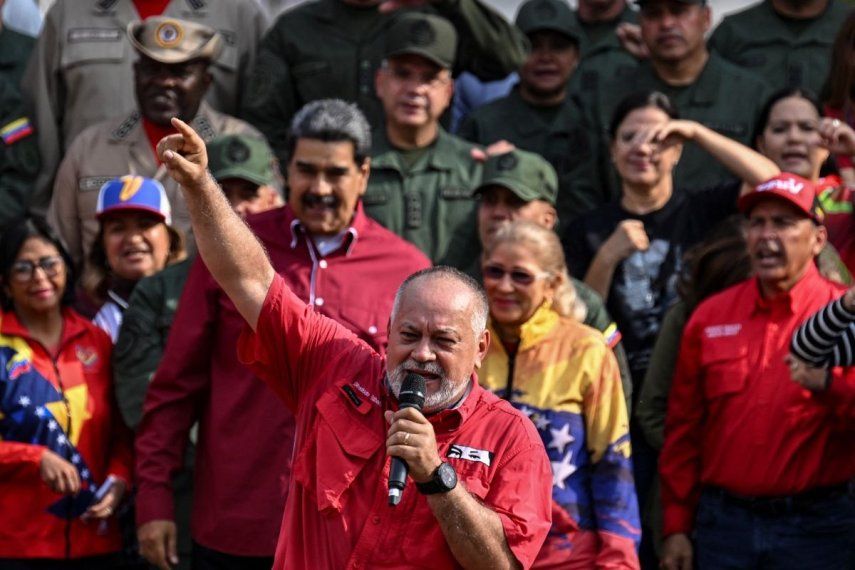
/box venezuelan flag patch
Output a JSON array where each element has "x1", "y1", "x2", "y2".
[
  {"x1": 1, "y1": 117, "x2": 33, "y2": 145},
  {"x1": 603, "y1": 322, "x2": 622, "y2": 349}
]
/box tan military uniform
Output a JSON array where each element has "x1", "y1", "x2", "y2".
[
  {"x1": 23, "y1": 0, "x2": 269, "y2": 213},
  {"x1": 48, "y1": 102, "x2": 262, "y2": 270}
]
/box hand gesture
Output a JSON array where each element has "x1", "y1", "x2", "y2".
[
  {"x1": 83, "y1": 479, "x2": 126, "y2": 520},
  {"x1": 138, "y1": 519, "x2": 179, "y2": 570},
  {"x1": 634, "y1": 120, "x2": 699, "y2": 150},
  {"x1": 661, "y1": 533, "x2": 693, "y2": 570},
  {"x1": 385, "y1": 407, "x2": 442, "y2": 483},
  {"x1": 157, "y1": 117, "x2": 209, "y2": 190},
  {"x1": 819, "y1": 118, "x2": 855, "y2": 157},
  {"x1": 40, "y1": 449, "x2": 80, "y2": 495},
  {"x1": 602, "y1": 220, "x2": 649, "y2": 264},
  {"x1": 786, "y1": 354, "x2": 828, "y2": 392},
  {"x1": 616, "y1": 23, "x2": 649, "y2": 60},
  {"x1": 843, "y1": 285, "x2": 855, "y2": 313}
]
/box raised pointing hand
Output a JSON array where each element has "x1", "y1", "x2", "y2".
[{"x1": 157, "y1": 117, "x2": 209, "y2": 189}]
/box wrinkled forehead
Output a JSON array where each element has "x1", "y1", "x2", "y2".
[{"x1": 394, "y1": 278, "x2": 475, "y2": 327}]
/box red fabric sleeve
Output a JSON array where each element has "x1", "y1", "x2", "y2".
[
  {"x1": 659, "y1": 314, "x2": 706, "y2": 537},
  {"x1": 135, "y1": 259, "x2": 218, "y2": 525},
  {"x1": 0, "y1": 442, "x2": 45, "y2": 478},
  {"x1": 483, "y1": 437, "x2": 553, "y2": 569},
  {"x1": 237, "y1": 274, "x2": 378, "y2": 414}
]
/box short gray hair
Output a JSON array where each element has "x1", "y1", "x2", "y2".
[
  {"x1": 391, "y1": 266, "x2": 489, "y2": 338},
  {"x1": 285, "y1": 99, "x2": 371, "y2": 164}
]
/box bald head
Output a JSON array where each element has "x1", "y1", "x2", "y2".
[{"x1": 391, "y1": 267, "x2": 489, "y2": 339}]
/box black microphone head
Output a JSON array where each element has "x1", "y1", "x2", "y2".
[{"x1": 398, "y1": 373, "x2": 426, "y2": 410}]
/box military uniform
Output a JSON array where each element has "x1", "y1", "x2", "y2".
[
  {"x1": 460, "y1": 89, "x2": 603, "y2": 225},
  {"x1": 22, "y1": 0, "x2": 269, "y2": 213},
  {"x1": 0, "y1": 79, "x2": 39, "y2": 229},
  {"x1": 241, "y1": 0, "x2": 528, "y2": 162},
  {"x1": 709, "y1": 0, "x2": 851, "y2": 94},
  {"x1": 364, "y1": 128, "x2": 481, "y2": 268},
  {"x1": 570, "y1": 4, "x2": 639, "y2": 101},
  {"x1": 591, "y1": 53, "x2": 772, "y2": 194},
  {"x1": 0, "y1": 26, "x2": 35, "y2": 90},
  {"x1": 48, "y1": 102, "x2": 262, "y2": 270}
]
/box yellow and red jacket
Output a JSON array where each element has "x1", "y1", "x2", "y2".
[
  {"x1": 0, "y1": 308, "x2": 132, "y2": 559},
  {"x1": 480, "y1": 304, "x2": 641, "y2": 569}
]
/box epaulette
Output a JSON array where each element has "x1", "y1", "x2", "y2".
[{"x1": 112, "y1": 112, "x2": 140, "y2": 140}]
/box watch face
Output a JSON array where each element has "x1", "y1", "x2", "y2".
[{"x1": 438, "y1": 463, "x2": 457, "y2": 488}]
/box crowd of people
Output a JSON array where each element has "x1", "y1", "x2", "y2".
[{"x1": 1, "y1": 0, "x2": 855, "y2": 569}]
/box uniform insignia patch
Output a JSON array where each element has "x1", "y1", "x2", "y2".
[
  {"x1": 497, "y1": 152, "x2": 518, "y2": 171},
  {"x1": 448, "y1": 444, "x2": 493, "y2": 467},
  {"x1": 226, "y1": 139, "x2": 250, "y2": 163},
  {"x1": 0, "y1": 118, "x2": 33, "y2": 145},
  {"x1": 155, "y1": 21, "x2": 183, "y2": 48},
  {"x1": 75, "y1": 346, "x2": 99, "y2": 368},
  {"x1": 410, "y1": 20, "x2": 436, "y2": 47}
]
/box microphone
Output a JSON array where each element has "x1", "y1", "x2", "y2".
[{"x1": 388, "y1": 373, "x2": 426, "y2": 506}]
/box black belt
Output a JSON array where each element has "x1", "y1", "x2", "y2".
[{"x1": 704, "y1": 483, "x2": 851, "y2": 517}]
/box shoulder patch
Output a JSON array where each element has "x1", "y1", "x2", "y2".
[{"x1": 1, "y1": 118, "x2": 33, "y2": 145}]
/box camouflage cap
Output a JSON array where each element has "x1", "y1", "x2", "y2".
[
  {"x1": 207, "y1": 135, "x2": 275, "y2": 187},
  {"x1": 474, "y1": 149, "x2": 558, "y2": 206},
  {"x1": 128, "y1": 16, "x2": 222, "y2": 64},
  {"x1": 385, "y1": 13, "x2": 458, "y2": 70},
  {"x1": 515, "y1": 0, "x2": 581, "y2": 44}
]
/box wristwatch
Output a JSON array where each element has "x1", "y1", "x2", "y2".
[{"x1": 416, "y1": 462, "x2": 457, "y2": 495}]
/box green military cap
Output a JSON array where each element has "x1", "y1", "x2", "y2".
[
  {"x1": 474, "y1": 149, "x2": 558, "y2": 206},
  {"x1": 385, "y1": 13, "x2": 458, "y2": 69},
  {"x1": 515, "y1": 0, "x2": 581, "y2": 43},
  {"x1": 128, "y1": 16, "x2": 223, "y2": 64},
  {"x1": 207, "y1": 135, "x2": 275, "y2": 187}
]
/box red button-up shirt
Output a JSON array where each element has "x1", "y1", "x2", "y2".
[
  {"x1": 660, "y1": 265, "x2": 855, "y2": 536},
  {"x1": 135, "y1": 205, "x2": 430, "y2": 555},
  {"x1": 237, "y1": 274, "x2": 553, "y2": 569}
]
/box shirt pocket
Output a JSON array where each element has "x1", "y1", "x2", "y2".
[
  {"x1": 61, "y1": 30, "x2": 126, "y2": 69},
  {"x1": 700, "y1": 341, "x2": 749, "y2": 399},
  {"x1": 292, "y1": 385, "x2": 383, "y2": 514}
]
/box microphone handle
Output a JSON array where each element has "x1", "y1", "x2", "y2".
[{"x1": 388, "y1": 401, "x2": 422, "y2": 506}]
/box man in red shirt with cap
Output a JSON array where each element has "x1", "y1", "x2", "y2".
[
  {"x1": 151, "y1": 116, "x2": 554, "y2": 569},
  {"x1": 659, "y1": 173, "x2": 855, "y2": 570}
]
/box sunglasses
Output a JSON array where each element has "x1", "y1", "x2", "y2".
[
  {"x1": 482, "y1": 264, "x2": 548, "y2": 286},
  {"x1": 10, "y1": 256, "x2": 65, "y2": 283}
]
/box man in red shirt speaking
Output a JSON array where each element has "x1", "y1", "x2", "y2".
[
  {"x1": 153, "y1": 117, "x2": 553, "y2": 568},
  {"x1": 659, "y1": 173, "x2": 855, "y2": 570}
]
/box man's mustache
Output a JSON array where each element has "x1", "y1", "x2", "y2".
[{"x1": 301, "y1": 194, "x2": 339, "y2": 208}]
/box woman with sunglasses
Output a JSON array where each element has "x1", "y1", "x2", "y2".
[
  {"x1": 0, "y1": 217, "x2": 132, "y2": 568},
  {"x1": 479, "y1": 220, "x2": 640, "y2": 568},
  {"x1": 83, "y1": 176, "x2": 186, "y2": 342}
]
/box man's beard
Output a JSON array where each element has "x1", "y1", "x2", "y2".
[{"x1": 387, "y1": 360, "x2": 466, "y2": 413}]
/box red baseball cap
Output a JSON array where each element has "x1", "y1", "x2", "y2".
[{"x1": 737, "y1": 173, "x2": 825, "y2": 224}]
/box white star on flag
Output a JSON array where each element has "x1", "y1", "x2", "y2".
[
  {"x1": 548, "y1": 423, "x2": 575, "y2": 454},
  {"x1": 518, "y1": 405, "x2": 535, "y2": 418},
  {"x1": 35, "y1": 406, "x2": 45, "y2": 417},
  {"x1": 534, "y1": 414, "x2": 550, "y2": 431},
  {"x1": 18, "y1": 396, "x2": 30, "y2": 407},
  {"x1": 48, "y1": 420, "x2": 58, "y2": 431},
  {"x1": 57, "y1": 434, "x2": 67, "y2": 446},
  {"x1": 72, "y1": 454, "x2": 81, "y2": 463},
  {"x1": 81, "y1": 469, "x2": 89, "y2": 479},
  {"x1": 551, "y1": 450, "x2": 577, "y2": 490}
]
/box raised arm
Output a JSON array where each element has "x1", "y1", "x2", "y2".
[
  {"x1": 157, "y1": 118, "x2": 274, "y2": 330},
  {"x1": 646, "y1": 120, "x2": 779, "y2": 194},
  {"x1": 791, "y1": 287, "x2": 855, "y2": 368}
]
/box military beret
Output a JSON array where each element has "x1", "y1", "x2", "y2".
[
  {"x1": 474, "y1": 149, "x2": 558, "y2": 206},
  {"x1": 515, "y1": 0, "x2": 581, "y2": 44},
  {"x1": 385, "y1": 13, "x2": 457, "y2": 70},
  {"x1": 128, "y1": 16, "x2": 222, "y2": 64},
  {"x1": 208, "y1": 135, "x2": 275, "y2": 187}
]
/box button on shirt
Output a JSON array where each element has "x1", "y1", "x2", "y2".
[
  {"x1": 237, "y1": 275, "x2": 553, "y2": 569},
  {"x1": 660, "y1": 265, "x2": 855, "y2": 536},
  {"x1": 135, "y1": 204, "x2": 430, "y2": 555}
]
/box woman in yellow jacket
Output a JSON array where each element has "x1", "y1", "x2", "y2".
[{"x1": 479, "y1": 221, "x2": 640, "y2": 569}]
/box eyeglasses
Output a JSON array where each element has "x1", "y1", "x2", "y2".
[
  {"x1": 9, "y1": 256, "x2": 65, "y2": 283},
  {"x1": 482, "y1": 264, "x2": 549, "y2": 286}
]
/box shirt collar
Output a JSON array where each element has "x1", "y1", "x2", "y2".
[
  {"x1": 384, "y1": 376, "x2": 486, "y2": 434},
  {"x1": 751, "y1": 261, "x2": 822, "y2": 315},
  {"x1": 1, "y1": 308, "x2": 89, "y2": 348},
  {"x1": 288, "y1": 202, "x2": 367, "y2": 256}
]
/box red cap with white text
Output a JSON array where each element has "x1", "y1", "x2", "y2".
[{"x1": 737, "y1": 173, "x2": 825, "y2": 224}]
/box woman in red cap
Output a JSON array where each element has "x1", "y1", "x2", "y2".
[{"x1": 84, "y1": 175, "x2": 186, "y2": 342}]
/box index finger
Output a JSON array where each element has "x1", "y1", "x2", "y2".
[
  {"x1": 170, "y1": 117, "x2": 205, "y2": 152},
  {"x1": 393, "y1": 406, "x2": 428, "y2": 424}
]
